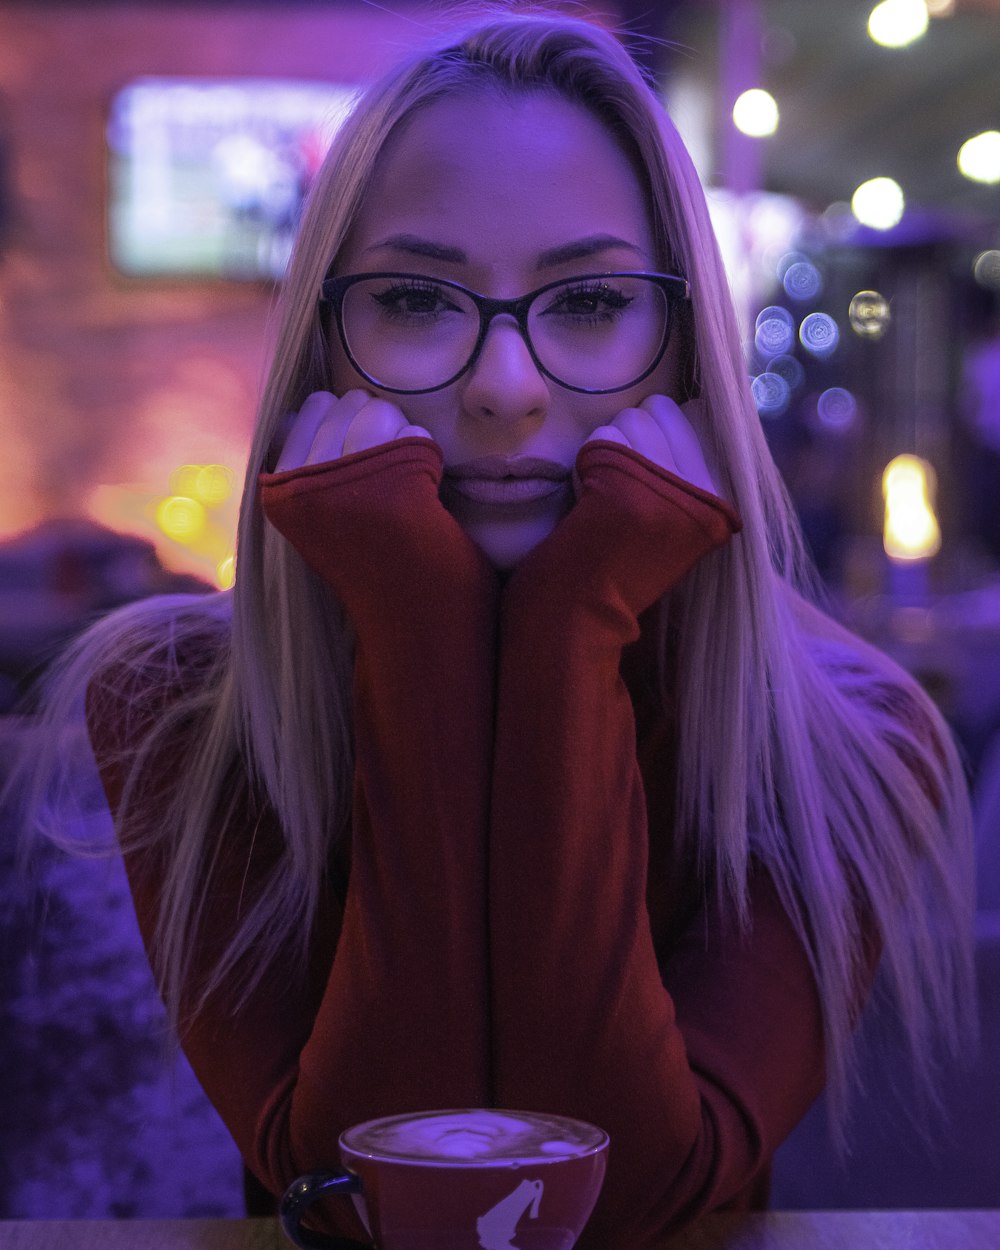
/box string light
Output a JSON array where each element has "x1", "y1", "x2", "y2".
[
  {"x1": 851, "y1": 177, "x2": 905, "y2": 230},
  {"x1": 732, "y1": 88, "x2": 779, "y2": 137},
  {"x1": 958, "y1": 131, "x2": 1000, "y2": 185},
  {"x1": 868, "y1": 0, "x2": 929, "y2": 48}
]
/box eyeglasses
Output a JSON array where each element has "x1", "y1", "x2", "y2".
[{"x1": 319, "y1": 270, "x2": 690, "y2": 395}]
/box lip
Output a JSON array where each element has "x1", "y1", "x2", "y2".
[{"x1": 443, "y1": 456, "x2": 572, "y2": 507}]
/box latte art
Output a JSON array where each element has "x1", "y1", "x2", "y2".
[{"x1": 343, "y1": 1109, "x2": 606, "y2": 1165}]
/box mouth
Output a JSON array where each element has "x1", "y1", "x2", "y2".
[{"x1": 443, "y1": 456, "x2": 571, "y2": 506}]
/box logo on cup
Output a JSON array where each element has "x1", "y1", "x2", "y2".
[{"x1": 476, "y1": 1178, "x2": 544, "y2": 1250}]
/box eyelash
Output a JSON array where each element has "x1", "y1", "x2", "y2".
[
  {"x1": 366, "y1": 278, "x2": 637, "y2": 329},
  {"x1": 371, "y1": 280, "x2": 457, "y2": 320},
  {"x1": 542, "y1": 283, "x2": 633, "y2": 322}
]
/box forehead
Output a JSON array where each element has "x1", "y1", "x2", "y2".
[{"x1": 341, "y1": 89, "x2": 656, "y2": 276}]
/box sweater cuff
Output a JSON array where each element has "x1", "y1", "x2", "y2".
[
  {"x1": 258, "y1": 436, "x2": 443, "y2": 499},
  {"x1": 575, "y1": 440, "x2": 743, "y2": 538}
]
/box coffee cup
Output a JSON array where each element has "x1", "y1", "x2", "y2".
[{"x1": 280, "y1": 1107, "x2": 609, "y2": 1250}]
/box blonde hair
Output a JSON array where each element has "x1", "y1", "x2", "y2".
[{"x1": 20, "y1": 3, "x2": 975, "y2": 1144}]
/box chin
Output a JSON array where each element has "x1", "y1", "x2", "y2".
[{"x1": 467, "y1": 519, "x2": 555, "y2": 571}]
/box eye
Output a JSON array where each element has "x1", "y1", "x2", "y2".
[
  {"x1": 369, "y1": 279, "x2": 462, "y2": 323},
  {"x1": 541, "y1": 281, "x2": 633, "y2": 324}
]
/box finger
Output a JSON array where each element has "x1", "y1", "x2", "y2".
[
  {"x1": 585, "y1": 424, "x2": 630, "y2": 447},
  {"x1": 275, "y1": 390, "x2": 370, "y2": 471},
  {"x1": 641, "y1": 394, "x2": 719, "y2": 496},
  {"x1": 341, "y1": 398, "x2": 412, "y2": 456},
  {"x1": 303, "y1": 389, "x2": 380, "y2": 465},
  {"x1": 609, "y1": 407, "x2": 676, "y2": 468},
  {"x1": 275, "y1": 391, "x2": 336, "y2": 472},
  {"x1": 396, "y1": 425, "x2": 432, "y2": 440}
]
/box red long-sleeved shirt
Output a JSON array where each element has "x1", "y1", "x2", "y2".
[{"x1": 89, "y1": 439, "x2": 828, "y2": 1249}]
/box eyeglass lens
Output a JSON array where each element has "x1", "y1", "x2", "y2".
[{"x1": 339, "y1": 275, "x2": 671, "y2": 392}]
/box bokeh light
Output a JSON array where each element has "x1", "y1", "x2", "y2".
[
  {"x1": 751, "y1": 372, "x2": 791, "y2": 417},
  {"x1": 882, "y1": 454, "x2": 941, "y2": 561},
  {"x1": 768, "y1": 353, "x2": 805, "y2": 391},
  {"x1": 851, "y1": 177, "x2": 905, "y2": 230},
  {"x1": 799, "y1": 312, "x2": 840, "y2": 359},
  {"x1": 973, "y1": 250, "x2": 1000, "y2": 291},
  {"x1": 782, "y1": 259, "x2": 823, "y2": 302},
  {"x1": 817, "y1": 387, "x2": 858, "y2": 429},
  {"x1": 868, "y1": 0, "x2": 929, "y2": 48},
  {"x1": 732, "y1": 88, "x2": 779, "y2": 137},
  {"x1": 195, "y1": 464, "x2": 235, "y2": 505},
  {"x1": 169, "y1": 465, "x2": 202, "y2": 498},
  {"x1": 217, "y1": 555, "x2": 236, "y2": 589},
  {"x1": 156, "y1": 495, "x2": 206, "y2": 544},
  {"x1": 849, "y1": 290, "x2": 891, "y2": 339},
  {"x1": 754, "y1": 305, "x2": 795, "y2": 358},
  {"x1": 169, "y1": 462, "x2": 235, "y2": 505},
  {"x1": 957, "y1": 131, "x2": 1000, "y2": 185}
]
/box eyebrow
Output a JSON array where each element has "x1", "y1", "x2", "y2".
[{"x1": 363, "y1": 232, "x2": 647, "y2": 270}]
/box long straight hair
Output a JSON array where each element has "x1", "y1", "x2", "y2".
[{"x1": 20, "y1": 4, "x2": 975, "y2": 1142}]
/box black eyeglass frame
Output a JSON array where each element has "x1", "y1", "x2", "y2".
[{"x1": 318, "y1": 270, "x2": 691, "y2": 395}]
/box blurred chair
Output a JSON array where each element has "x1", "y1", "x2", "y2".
[{"x1": 0, "y1": 721, "x2": 244, "y2": 1219}]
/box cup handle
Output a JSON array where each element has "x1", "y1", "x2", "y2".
[{"x1": 279, "y1": 1170, "x2": 371, "y2": 1250}]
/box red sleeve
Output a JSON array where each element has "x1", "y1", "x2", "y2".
[
  {"x1": 91, "y1": 439, "x2": 498, "y2": 1241},
  {"x1": 489, "y1": 441, "x2": 825, "y2": 1249}
]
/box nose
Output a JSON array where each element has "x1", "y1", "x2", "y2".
[{"x1": 460, "y1": 316, "x2": 549, "y2": 432}]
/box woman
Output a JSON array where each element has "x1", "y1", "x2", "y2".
[{"x1": 25, "y1": 6, "x2": 975, "y2": 1247}]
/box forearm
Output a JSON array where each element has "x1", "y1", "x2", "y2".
[
  {"x1": 259, "y1": 441, "x2": 499, "y2": 1169},
  {"x1": 489, "y1": 443, "x2": 756, "y2": 1245}
]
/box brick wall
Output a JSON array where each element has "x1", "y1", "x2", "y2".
[{"x1": 0, "y1": 1, "x2": 431, "y2": 551}]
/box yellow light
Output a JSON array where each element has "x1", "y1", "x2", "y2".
[
  {"x1": 925, "y1": 0, "x2": 954, "y2": 15},
  {"x1": 156, "y1": 495, "x2": 206, "y2": 545},
  {"x1": 168, "y1": 463, "x2": 236, "y2": 506},
  {"x1": 195, "y1": 464, "x2": 235, "y2": 506},
  {"x1": 732, "y1": 89, "x2": 779, "y2": 138},
  {"x1": 170, "y1": 464, "x2": 203, "y2": 497},
  {"x1": 882, "y1": 454, "x2": 941, "y2": 561},
  {"x1": 216, "y1": 554, "x2": 236, "y2": 589},
  {"x1": 851, "y1": 177, "x2": 905, "y2": 230},
  {"x1": 848, "y1": 290, "x2": 891, "y2": 339},
  {"x1": 868, "y1": 0, "x2": 929, "y2": 47},
  {"x1": 958, "y1": 131, "x2": 1000, "y2": 185}
]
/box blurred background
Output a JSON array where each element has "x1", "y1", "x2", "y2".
[{"x1": 1, "y1": 0, "x2": 998, "y2": 1225}]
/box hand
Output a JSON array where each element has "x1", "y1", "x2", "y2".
[
  {"x1": 583, "y1": 395, "x2": 721, "y2": 498},
  {"x1": 274, "y1": 389, "x2": 431, "y2": 472}
]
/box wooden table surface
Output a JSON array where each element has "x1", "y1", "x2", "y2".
[{"x1": 0, "y1": 1212, "x2": 998, "y2": 1249}]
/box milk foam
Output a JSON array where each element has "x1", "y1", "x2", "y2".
[{"x1": 344, "y1": 1110, "x2": 605, "y2": 1164}]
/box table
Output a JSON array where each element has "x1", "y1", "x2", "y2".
[{"x1": 0, "y1": 1212, "x2": 998, "y2": 1249}]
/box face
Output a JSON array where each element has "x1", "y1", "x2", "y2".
[{"x1": 330, "y1": 90, "x2": 685, "y2": 569}]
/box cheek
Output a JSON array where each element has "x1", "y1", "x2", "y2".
[
  {"x1": 571, "y1": 326, "x2": 689, "y2": 429},
  {"x1": 328, "y1": 327, "x2": 454, "y2": 437}
]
